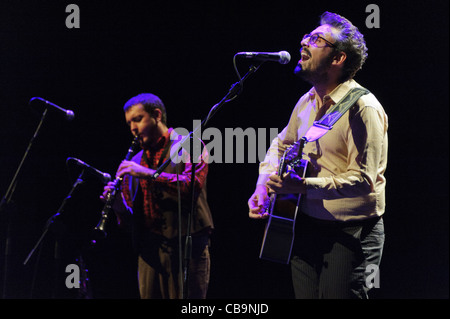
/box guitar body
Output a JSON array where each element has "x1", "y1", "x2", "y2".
[{"x1": 259, "y1": 142, "x2": 308, "y2": 264}]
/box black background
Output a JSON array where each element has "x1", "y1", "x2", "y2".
[{"x1": 0, "y1": 0, "x2": 448, "y2": 300}]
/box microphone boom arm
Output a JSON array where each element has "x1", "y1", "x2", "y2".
[{"x1": 151, "y1": 61, "x2": 262, "y2": 179}]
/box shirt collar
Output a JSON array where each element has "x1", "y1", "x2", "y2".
[{"x1": 309, "y1": 79, "x2": 359, "y2": 105}]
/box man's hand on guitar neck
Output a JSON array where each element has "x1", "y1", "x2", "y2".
[{"x1": 267, "y1": 166, "x2": 307, "y2": 195}]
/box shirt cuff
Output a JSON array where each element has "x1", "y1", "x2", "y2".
[{"x1": 256, "y1": 173, "x2": 271, "y2": 186}]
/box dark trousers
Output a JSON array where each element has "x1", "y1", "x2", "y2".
[
  {"x1": 290, "y1": 214, "x2": 384, "y2": 299},
  {"x1": 138, "y1": 233, "x2": 210, "y2": 299}
]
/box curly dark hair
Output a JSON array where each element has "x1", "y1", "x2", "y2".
[{"x1": 320, "y1": 12, "x2": 368, "y2": 82}]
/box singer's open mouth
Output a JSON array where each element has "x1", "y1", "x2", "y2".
[
  {"x1": 300, "y1": 53, "x2": 310, "y2": 62},
  {"x1": 300, "y1": 48, "x2": 311, "y2": 62}
]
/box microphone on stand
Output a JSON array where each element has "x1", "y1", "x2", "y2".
[
  {"x1": 236, "y1": 51, "x2": 291, "y2": 64},
  {"x1": 29, "y1": 97, "x2": 75, "y2": 121},
  {"x1": 67, "y1": 157, "x2": 111, "y2": 184}
]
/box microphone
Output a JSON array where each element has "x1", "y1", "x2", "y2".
[
  {"x1": 29, "y1": 97, "x2": 75, "y2": 121},
  {"x1": 236, "y1": 51, "x2": 291, "y2": 64},
  {"x1": 67, "y1": 157, "x2": 111, "y2": 183}
]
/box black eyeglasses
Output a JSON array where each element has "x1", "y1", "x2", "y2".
[{"x1": 302, "y1": 33, "x2": 337, "y2": 48}]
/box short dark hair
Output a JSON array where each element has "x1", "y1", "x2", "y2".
[
  {"x1": 123, "y1": 93, "x2": 167, "y2": 125},
  {"x1": 320, "y1": 11, "x2": 368, "y2": 82}
]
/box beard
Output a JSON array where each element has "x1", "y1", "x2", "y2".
[
  {"x1": 141, "y1": 123, "x2": 161, "y2": 149},
  {"x1": 294, "y1": 52, "x2": 335, "y2": 85}
]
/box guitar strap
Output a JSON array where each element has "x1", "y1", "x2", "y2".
[{"x1": 303, "y1": 87, "x2": 370, "y2": 143}]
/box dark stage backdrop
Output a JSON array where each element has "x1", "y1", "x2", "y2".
[{"x1": 0, "y1": 0, "x2": 448, "y2": 300}]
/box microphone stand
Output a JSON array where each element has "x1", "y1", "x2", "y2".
[
  {"x1": 152, "y1": 62, "x2": 263, "y2": 178},
  {"x1": 0, "y1": 108, "x2": 49, "y2": 299},
  {"x1": 23, "y1": 169, "x2": 86, "y2": 298},
  {"x1": 151, "y1": 61, "x2": 263, "y2": 299}
]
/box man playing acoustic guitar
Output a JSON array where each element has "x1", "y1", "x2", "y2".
[{"x1": 248, "y1": 12, "x2": 388, "y2": 299}]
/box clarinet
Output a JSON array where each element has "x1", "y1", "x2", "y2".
[{"x1": 94, "y1": 135, "x2": 140, "y2": 238}]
